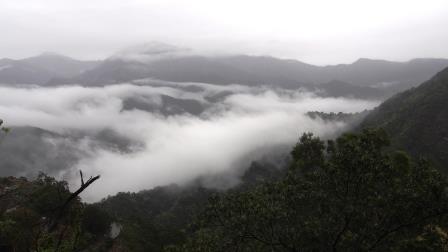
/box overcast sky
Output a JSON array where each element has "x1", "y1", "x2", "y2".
[{"x1": 1, "y1": 0, "x2": 447, "y2": 64}]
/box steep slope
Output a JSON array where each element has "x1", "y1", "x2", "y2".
[{"x1": 361, "y1": 67, "x2": 448, "y2": 171}]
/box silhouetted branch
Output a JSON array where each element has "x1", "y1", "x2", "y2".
[
  {"x1": 79, "y1": 170, "x2": 84, "y2": 185},
  {"x1": 48, "y1": 171, "x2": 100, "y2": 232}
]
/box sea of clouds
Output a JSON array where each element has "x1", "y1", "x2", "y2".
[{"x1": 0, "y1": 80, "x2": 378, "y2": 201}]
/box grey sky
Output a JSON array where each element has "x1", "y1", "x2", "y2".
[{"x1": 1, "y1": 0, "x2": 447, "y2": 64}]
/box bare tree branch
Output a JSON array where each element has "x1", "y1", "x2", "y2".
[
  {"x1": 79, "y1": 170, "x2": 84, "y2": 185},
  {"x1": 48, "y1": 171, "x2": 100, "y2": 232}
]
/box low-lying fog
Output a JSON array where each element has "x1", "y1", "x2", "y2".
[{"x1": 0, "y1": 80, "x2": 378, "y2": 201}]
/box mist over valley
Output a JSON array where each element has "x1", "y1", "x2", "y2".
[{"x1": 2, "y1": 1, "x2": 448, "y2": 250}]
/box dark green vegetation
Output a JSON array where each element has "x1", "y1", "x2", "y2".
[
  {"x1": 172, "y1": 129, "x2": 448, "y2": 251},
  {"x1": 361, "y1": 67, "x2": 448, "y2": 172},
  {"x1": 0, "y1": 174, "x2": 112, "y2": 251},
  {"x1": 91, "y1": 160, "x2": 285, "y2": 251},
  {"x1": 2, "y1": 129, "x2": 448, "y2": 251},
  {"x1": 306, "y1": 110, "x2": 369, "y2": 124},
  {"x1": 96, "y1": 185, "x2": 214, "y2": 251}
]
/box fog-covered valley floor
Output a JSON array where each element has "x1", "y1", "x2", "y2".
[{"x1": 0, "y1": 80, "x2": 378, "y2": 201}]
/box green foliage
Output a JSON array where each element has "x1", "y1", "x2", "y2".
[
  {"x1": 291, "y1": 132, "x2": 325, "y2": 172},
  {"x1": 28, "y1": 173, "x2": 71, "y2": 216},
  {"x1": 0, "y1": 208, "x2": 39, "y2": 251},
  {"x1": 361, "y1": 67, "x2": 448, "y2": 172},
  {"x1": 96, "y1": 186, "x2": 215, "y2": 251},
  {"x1": 81, "y1": 205, "x2": 112, "y2": 235},
  {"x1": 306, "y1": 110, "x2": 369, "y2": 124},
  {"x1": 177, "y1": 129, "x2": 448, "y2": 251},
  {"x1": 0, "y1": 174, "x2": 112, "y2": 252}
]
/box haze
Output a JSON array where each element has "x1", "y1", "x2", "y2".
[{"x1": 1, "y1": 0, "x2": 448, "y2": 64}]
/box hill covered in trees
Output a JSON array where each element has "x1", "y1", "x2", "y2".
[
  {"x1": 173, "y1": 129, "x2": 448, "y2": 251},
  {"x1": 361, "y1": 67, "x2": 448, "y2": 172}
]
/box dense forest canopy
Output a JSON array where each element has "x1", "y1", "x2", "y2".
[
  {"x1": 172, "y1": 129, "x2": 448, "y2": 251},
  {"x1": 2, "y1": 128, "x2": 448, "y2": 251}
]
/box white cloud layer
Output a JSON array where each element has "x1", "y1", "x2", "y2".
[{"x1": 0, "y1": 82, "x2": 378, "y2": 201}]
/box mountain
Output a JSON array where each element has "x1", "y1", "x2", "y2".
[
  {"x1": 148, "y1": 56, "x2": 448, "y2": 93},
  {"x1": 360, "y1": 67, "x2": 448, "y2": 171},
  {"x1": 1, "y1": 43, "x2": 447, "y2": 98},
  {"x1": 0, "y1": 53, "x2": 99, "y2": 85},
  {"x1": 67, "y1": 44, "x2": 448, "y2": 98},
  {"x1": 1, "y1": 44, "x2": 447, "y2": 100},
  {"x1": 22, "y1": 52, "x2": 99, "y2": 78},
  {"x1": 0, "y1": 58, "x2": 55, "y2": 84},
  {"x1": 74, "y1": 54, "x2": 448, "y2": 89},
  {"x1": 73, "y1": 56, "x2": 272, "y2": 86}
]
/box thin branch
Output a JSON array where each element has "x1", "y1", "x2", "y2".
[
  {"x1": 332, "y1": 214, "x2": 353, "y2": 252},
  {"x1": 48, "y1": 172, "x2": 100, "y2": 232},
  {"x1": 79, "y1": 170, "x2": 84, "y2": 186}
]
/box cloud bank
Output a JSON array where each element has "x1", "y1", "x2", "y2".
[{"x1": 0, "y1": 81, "x2": 378, "y2": 201}]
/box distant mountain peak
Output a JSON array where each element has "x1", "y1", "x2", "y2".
[
  {"x1": 33, "y1": 52, "x2": 74, "y2": 60},
  {"x1": 133, "y1": 42, "x2": 186, "y2": 55},
  {"x1": 40, "y1": 51, "x2": 65, "y2": 56},
  {"x1": 353, "y1": 58, "x2": 389, "y2": 64},
  {"x1": 354, "y1": 58, "x2": 371, "y2": 62},
  {"x1": 111, "y1": 41, "x2": 192, "y2": 62}
]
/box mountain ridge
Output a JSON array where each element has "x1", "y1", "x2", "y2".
[
  {"x1": 1, "y1": 48, "x2": 448, "y2": 99},
  {"x1": 0, "y1": 53, "x2": 99, "y2": 84},
  {"x1": 361, "y1": 66, "x2": 448, "y2": 171}
]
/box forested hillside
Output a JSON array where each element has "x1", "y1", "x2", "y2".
[
  {"x1": 3, "y1": 129, "x2": 447, "y2": 251},
  {"x1": 361, "y1": 67, "x2": 448, "y2": 172}
]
